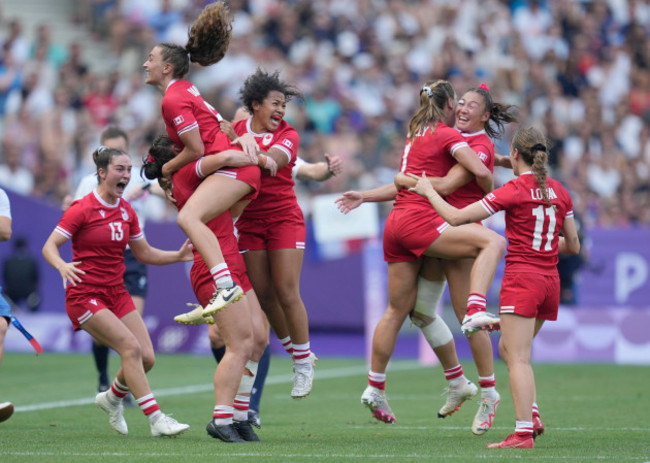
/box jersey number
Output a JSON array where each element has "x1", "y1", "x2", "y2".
[
  {"x1": 531, "y1": 206, "x2": 556, "y2": 251},
  {"x1": 108, "y1": 222, "x2": 124, "y2": 241}
]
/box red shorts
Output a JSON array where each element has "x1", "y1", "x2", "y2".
[
  {"x1": 383, "y1": 206, "x2": 449, "y2": 262},
  {"x1": 65, "y1": 284, "x2": 136, "y2": 331},
  {"x1": 215, "y1": 165, "x2": 261, "y2": 201},
  {"x1": 499, "y1": 271, "x2": 560, "y2": 320},
  {"x1": 191, "y1": 250, "x2": 252, "y2": 307},
  {"x1": 236, "y1": 207, "x2": 306, "y2": 252}
]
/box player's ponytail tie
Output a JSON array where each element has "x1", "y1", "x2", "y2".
[
  {"x1": 478, "y1": 82, "x2": 490, "y2": 92},
  {"x1": 531, "y1": 143, "x2": 547, "y2": 152},
  {"x1": 420, "y1": 86, "x2": 434, "y2": 98}
]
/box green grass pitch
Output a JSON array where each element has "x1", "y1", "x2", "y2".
[{"x1": 0, "y1": 352, "x2": 648, "y2": 462}]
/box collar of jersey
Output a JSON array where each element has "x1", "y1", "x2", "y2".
[{"x1": 93, "y1": 189, "x2": 120, "y2": 208}]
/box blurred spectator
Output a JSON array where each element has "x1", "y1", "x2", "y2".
[
  {"x1": 2, "y1": 19, "x2": 30, "y2": 67},
  {"x1": 0, "y1": 0, "x2": 648, "y2": 228},
  {"x1": 2, "y1": 236, "x2": 40, "y2": 312},
  {"x1": 0, "y1": 134, "x2": 34, "y2": 195}
]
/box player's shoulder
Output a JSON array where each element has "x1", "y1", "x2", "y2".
[{"x1": 232, "y1": 118, "x2": 248, "y2": 135}]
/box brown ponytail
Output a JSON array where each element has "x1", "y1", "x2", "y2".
[{"x1": 511, "y1": 127, "x2": 553, "y2": 207}]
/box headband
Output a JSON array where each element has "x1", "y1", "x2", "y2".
[
  {"x1": 420, "y1": 86, "x2": 433, "y2": 98},
  {"x1": 145, "y1": 153, "x2": 155, "y2": 163},
  {"x1": 478, "y1": 82, "x2": 490, "y2": 92}
]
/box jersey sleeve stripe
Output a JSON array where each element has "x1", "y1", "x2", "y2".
[
  {"x1": 177, "y1": 121, "x2": 199, "y2": 136},
  {"x1": 54, "y1": 226, "x2": 72, "y2": 239},
  {"x1": 565, "y1": 210, "x2": 574, "y2": 219},
  {"x1": 130, "y1": 232, "x2": 144, "y2": 241},
  {"x1": 450, "y1": 141, "x2": 469, "y2": 156},
  {"x1": 480, "y1": 198, "x2": 496, "y2": 215},
  {"x1": 271, "y1": 144, "x2": 292, "y2": 163}
]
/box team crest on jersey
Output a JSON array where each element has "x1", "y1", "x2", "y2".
[
  {"x1": 282, "y1": 139, "x2": 293, "y2": 150},
  {"x1": 478, "y1": 151, "x2": 488, "y2": 162},
  {"x1": 262, "y1": 133, "x2": 273, "y2": 146},
  {"x1": 99, "y1": 210, "x2": 105, "y2": 218},
  {"x1": 173, "y1": 115, "x2": 184, "y2": 126},
  {"x1": 120, "y1": 207, "x2": 129, "y2": 221}
]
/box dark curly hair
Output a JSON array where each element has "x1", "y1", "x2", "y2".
[
  {"x1": 240, "y1": 68, "x2": 302, "y2": 114},
  {"x1": 141, "y1": 135, "x2": 176, "y2": 181},
  {"x1": 158, "y1": 1, "x2": 233, "y2": 78}
]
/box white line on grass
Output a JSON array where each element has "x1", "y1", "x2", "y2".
[
  {"x1": 2, "y1": 452, "x2": 649, "y2": 461},
  {"x1": 14, "y1": 360, "x2": 421, "y2": 413}
]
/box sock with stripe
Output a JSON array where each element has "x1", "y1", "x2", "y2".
[
  {"x1": 478, "y1": 374, "x2": 498, "y2": 399},
  {"x1": 137, "y1": 393, "x2": 162, "y2": 423},
  {"x1": 210, "y1": 263, "x2": 234, "y2": 289},
  {"x1": 213, "y1": 405, "x2": 234, "y2": 426},
  {"x1": 279, "y1": 336, "x2": 293, "y2": 356},
  {"x1": 108, "y1": 378, "x2": 129, "y2": 403},
  {"x1": 515, "y1": 420, "x2": 534, "y2": 438},
  {"x1": 467, "y1": 293, "x2": 487, "y2": 316},
  {"x1": 292, "y1": 342, "x2": 311, "y2": 364},
  {"x1": 233, "y1": 395, "x2": 250, "y2": 422},
  {"x1": 444, "y1": 365, "x2": 467, "y2": 388},
  {"x1": 368, "y1": 370, "x2": 386, "y2": 390}
]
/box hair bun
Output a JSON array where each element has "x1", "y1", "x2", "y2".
[{"x1": 531, "y1": 143, "x2": 547, "y2": 152}]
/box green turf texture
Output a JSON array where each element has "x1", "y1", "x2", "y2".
[{"x1": 0, "y1": 352, "x2": 648, "y2": 462}]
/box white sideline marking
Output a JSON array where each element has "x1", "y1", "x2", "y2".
[
  {"x1": 2, "y1": 452, "x2": 649, "y2": 461},
  {"x1": 15, "y1": 361, "x2": 421, "y2": 413}
]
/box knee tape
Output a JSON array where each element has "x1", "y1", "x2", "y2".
[
  {"x1": 422, "y1": 316, "x2": 453, "y2": 348},
  {"x1": 237, "y1": 360, "x2": 259, "y2": 394},
  {"x1": 411, "y1": 278, "x2": 446, "y2": 326}
]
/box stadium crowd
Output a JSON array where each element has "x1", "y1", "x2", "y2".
[{"x1": 0, "y1": 0, "x2": 648, "y2": 228}]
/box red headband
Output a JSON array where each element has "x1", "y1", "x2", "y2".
[{"x1": 478, "y1": 82, "x2": 490, "y2": 92}]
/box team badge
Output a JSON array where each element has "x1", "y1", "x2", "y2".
[
  {"x1": 173, "y1": 115, "x2": 184, "y2": 126},
  {"x1": 263, "y1": 133, "x2": 273, "y2": 146},
  {"x1": 478, "y1": 151, "x2": 488, "y2": 162},
  {"x1": 99, "y1": 210, "x2": 105, "y2": 218},
  {"x1": 486, "y1": 192, "x2": 496, "y2": 201},
  {"x1": 282, "y1": 139, "x2": 293, "y2": 149},
  {"x1": 120, "y1": 207, "x2": 129, "y2": 221}
]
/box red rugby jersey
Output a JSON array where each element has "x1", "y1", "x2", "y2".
[
  {"x1": 233, "y1": 117, "x2": 300, "y2": 219},
  {"x1": 480, "y1": 173, "x2": 574, "y2": 274},
  {"x1": 55, "y1": 191, "x2": 143, "y2": 287}
]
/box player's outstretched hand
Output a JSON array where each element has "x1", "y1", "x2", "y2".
[
  {"x1": 335, "y1": 191, "x2": 363, "y2": 214},
  {"x1": 325, "y1": 153, "x2": 343, "y2": 176},
  {"x1": 177, "y1": 239, "x2": 194, "y2": 262}
]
